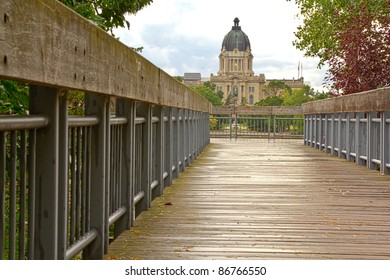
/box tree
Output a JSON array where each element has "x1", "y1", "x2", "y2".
[
  {"x1": 282, "y1": 85, "x2": 312, "y2": 106},
  {"x1": 59, "y1": 0, "x2": 153, "y2": 35},
  {"x1": 190, "y1": 85, "x2": 223, "y2": 106},
  {"x1": 287, "y1": 0, "x2": 389, "y2": 66},
  {"x1": 0, "y1": 80, "x2": 29, "y2": 115},
  {"x1": 264, "y1": 80, "x2": 291, "y2": 96},
  {"x1": 255, "y1": 95, "x2": 284, "y2": 106},
  {"x1": 288, "y1": 0, "x2": 389, "y2": 95},
  {"x1": 325, "y1": 3, "x2": 390, "y2": 95}
]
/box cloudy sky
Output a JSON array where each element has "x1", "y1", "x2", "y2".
[{"x1": 115, "y1": 0, "x2": 328, "y2": 92}]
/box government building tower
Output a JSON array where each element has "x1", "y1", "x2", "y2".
[{"x1": 210, "y1": 17, "x2": 305, "y2": 105}]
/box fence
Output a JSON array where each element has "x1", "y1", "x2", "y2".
[
  {"x1": 210, "y1": 106, "x2": 304, "y2": 139},
  {"x1": 0, "y1": 0, "x2": 211, "y2": 259},
  {"x1": 303, "y1": 87, "x2": 390, "y2": 175}
]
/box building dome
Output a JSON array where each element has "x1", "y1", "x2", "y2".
[{"x1": 221, "y1": 18, "x2": 251, "y2": 51}]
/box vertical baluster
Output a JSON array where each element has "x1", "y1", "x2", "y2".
[
  {"x1": 367, "y1": 112, "x2": 376, "y2": 170},
  {"x1": 164, "y1": 107, "x2": 173, "y2": 187},
  {"x1": 27, "y1": 130, "x2": 36, "y2": 259},
  {"x1": 19, "y1": 131, "x2": 27, "y2": 259},
  {"x1": 381, "y1": 111, "x2": 390, "y2": 174},
  {"x1": 9, "y1": 131, "x2": 17, "y2": 260},
  {"x1": 76, "y1": 127, "x2": 82, "y2": 240},
  {"x1": 70, "y1": 128, "x2": 76, "y2": 245},
  {"x1": 81, "y1": 126, "x2": 87, "y2": 237},
  {"x1": 0, "y1": 131, "x2": 5, "y2": 260}
]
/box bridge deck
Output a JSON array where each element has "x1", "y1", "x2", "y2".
[{"x1": 106, "y1": 139, "x2": 390, "y2": 259}]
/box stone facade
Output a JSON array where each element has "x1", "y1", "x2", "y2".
[{"x1": 210, "y1": 18, "x2": 305, "y2": 105}]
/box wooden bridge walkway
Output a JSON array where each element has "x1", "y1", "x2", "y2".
[{"x1": 106, "y1": 139, "x2": 390, "y2": 260}]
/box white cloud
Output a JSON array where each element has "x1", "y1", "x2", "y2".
[{"x1": 115, "y1": 0, "x2": 328, "y2": 92}]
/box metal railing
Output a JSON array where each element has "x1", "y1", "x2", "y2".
[
  {"x1": 303, "y1": 87, "x2": 390, "y2": 175},
  {"x1": 0, "y1": 0, "x2": 211, "y2": 259},
  {"x1": 210, "y1": 115, "x2": 304, "y2": 139}
]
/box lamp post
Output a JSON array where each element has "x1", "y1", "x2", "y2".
[{"x1": 233, "y1": 87, "x2": 238, "y2": 139}]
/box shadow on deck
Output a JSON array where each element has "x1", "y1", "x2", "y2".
[{"x1": 106, "y1": 139, "x2": 390, "y2": 260}]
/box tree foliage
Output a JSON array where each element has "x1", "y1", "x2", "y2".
[
  {"x1": 288, "y1": 0, "x2": 389, "y2": 65},
  {"x1": 288, "y1": 0, "x2": 390, "y2": 95},
  {"x1": 255, "y1": 84, "x2": 329, "y2": 107},
  {"x1": 190, "y1": 83, "x2": 223, "y2": 106},
  {"x1": 264, "y1": 80, "x2": 292, "y2": 96},
  {"x1": 0, "y1": 81, "x2": 29, "y2": 115},
  {"x1": 59, "y1": 0, "x2": 153, "y2": 35},
  {"x1": 255, "y1": 95, "x2": 284, "y2": 106},
  {"x1": 325, "y1": 3, "x2": 390, "y2": 95}
]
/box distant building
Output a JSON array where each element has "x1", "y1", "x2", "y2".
[
  {"x1": 210, "y1": 18, "x2": 305, "y2": 105},
  {"x1": 183, "y1": 73, "x2": 202, "y2": 86}
]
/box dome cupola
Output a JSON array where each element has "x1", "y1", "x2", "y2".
[{"x1": 221, "y1": 18, "x2": 251, "y2": 51}]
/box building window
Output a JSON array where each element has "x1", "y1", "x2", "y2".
[{"x1": 249, "y1": 95, "x2": 254, "y2": 104}]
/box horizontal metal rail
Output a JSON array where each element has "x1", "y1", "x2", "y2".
[
  {"x1": 65, "y1": 229, "x2": 98, "y2": 260},
  {"x1": 0, "y1": 116, "x2": 48, "y2": 131},
  {"x1": 68, "y1": 116, "x2": 99, "y2": 127}
]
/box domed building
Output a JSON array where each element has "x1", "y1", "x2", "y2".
[{"x1": 210, "y1": 18, "x2": 305, "y2": 105}]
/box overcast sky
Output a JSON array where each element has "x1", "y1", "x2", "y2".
[{"x1": 115, "y1": 0, "x2": 328, "y2": 92}]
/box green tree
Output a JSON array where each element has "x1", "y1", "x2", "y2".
[
  {"x1": 0, "y1": 80, "x2": 29, "y2": 115},
  {"x1": 190, "y1": 85, "x2": 223, "y2": 106},
  {"x1": 264, "y1": 80, "x2": 291, "y2": 96},
  {"x1": 255, "y1": 95, "x2": 284, "y2": 106},
  {"x1": 59, "y1": 0, "x2": 153, "y2": 35},
  {"x1": 288, "y1": 0, "x2": 389, "y2": 66},
  {"x1": 282, "y1": 86, "x2": 312, "y2": 106}
]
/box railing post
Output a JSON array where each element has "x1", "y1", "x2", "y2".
[
  {"x1": 337, "y1": 113, "x2": 342, "y2": 158},
  {"x1": 188, "y1": 110, "x2": 194, "y2": 164},
  {"x1": 181, "y1": 109, "x2": 186, "y2": 171},
  {"x1": 57, "y1": 92, "x2": 68, "y2": 260},
  {"x1": 115, "y1": 99, "x2": 135, "y2": 231},
  {"x1": 154, "y1": 105, "x2": 165, "y2": 196},
  {"x1": 367, "y1": 112, "x2": 376, "y2": 170},
  {"x1": 29, "y1": 85, "x2": 63, "y2": 259},
  {"x1": 164, "y1": 107, "x2": 173, "y2": 186},
  {"x1": 195, "y1": 112, "x2": 200, "y2": 156},
  {"x1": 172, "y1": 108, "x2": 179, "y2": 179},
  {"x1": 330, "y1": 114, "x2": 335, "y2": 156},
  {"x1": 206, "y1": 112, "x2": 210, "y2": 146},
  {"x1": 317, "y1": 114, "x2": 322, "y2": 150},
  {"x1": 304, "y1": 115, "x2": 308, "y2": 145},
  {"x1": 346, "y1": 113, "x2": 352, "y2": 162},
  {"x1": 83, "y1": 93, "x2": 109, "y2": 259},
  {"x1": 312, "y1": 114, "x2": 317, "y2": 148},
  {"x1": 137, "y1": 102, "x2": 152, "y2": 211},
  {"x1": 355, "y1": 113, "x2": 363, "y2": 166},
  {"x1": 381, "y1": 111, "x2": 390, "y2": 174}
]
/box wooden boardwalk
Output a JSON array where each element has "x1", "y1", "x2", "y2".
[{"x1": 106, "y1": 139, "x2": 390, "y2": 259}]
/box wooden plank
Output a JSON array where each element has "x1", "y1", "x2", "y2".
[
  {"x1": 106, "y1": 140, "x2": 390, "y2": 259},
  {"x1": 303, "y1": 87, "x2": 390, "y2": 114},
  {"x1": 0, "y1": 0, "x2": 211, "y2": 113}
]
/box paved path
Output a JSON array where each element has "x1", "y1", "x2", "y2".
[{"x1": 106, "y1": 139, "x2": 390, "y2": 259}]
